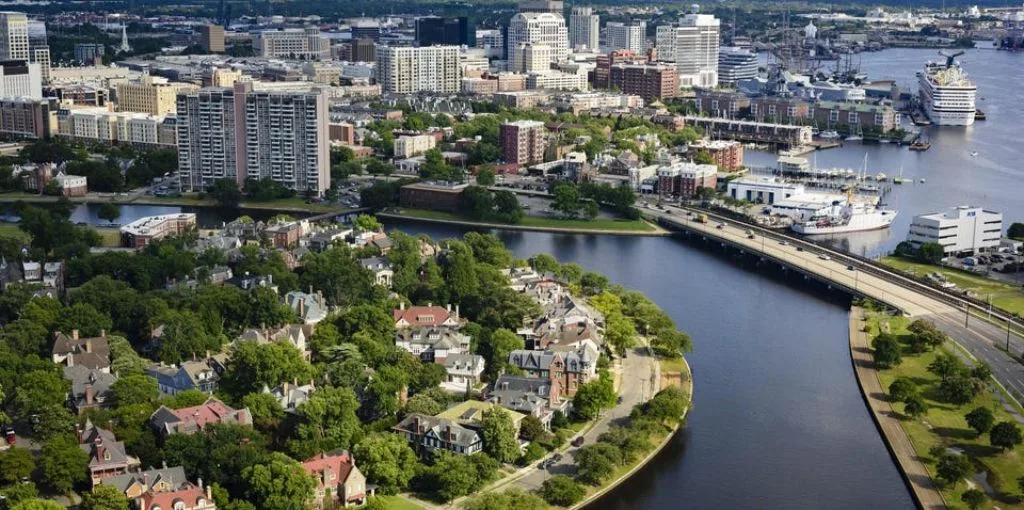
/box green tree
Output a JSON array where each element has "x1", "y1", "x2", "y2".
[
  {"x1": 519, "y1": 414, "x2": 548, "y2": 442},
  {"x1": 529, "y1": 253, "x2": 559, "y2": 274},
  {"x1": 290, "y1": 387, "x2": 363, "y2": 459},
  {"x1": 241, "y1": 453, "x2": 316, "y2": 510},
  {"x1": 917, "y1": 242, "x2": 945, "y2": 263},
  {"x1": 0, "y1": 447, "x2": 36, "y2": 485},
  {"x1": 552, "y1": 183, "x2": 581, "y2": 218},
  {"x1": 0, "y1": 482, "x2": 40, "y2": 509},
  {"x1": 888, "y1": 378, "x2": 917, "y2": 402},
  {"x1": 572, "y1": 372, "x2": 617, "y2": 421},
  {"x1": 902, "y1": 395, "x2": 927, "y2": 419},
  {"x1": 425, "y1": 452, "x2": 499, "y2": 502},
  {"x1": 12, "y1": 370, "x2": 68, "y2": 418},
  {"x1": 961, "y1": 489, "x2": 985, "y2": 510},
  {"x1": 97, "y1": 202, "x2": 121, "y2": 224},
  {"x1": 110, "y1": 375, "x2": 159, "y2": 407},
  {"x1": 871, "y1": 333, "x2": 902, "y2": 368},
  {"x1": 482, "y1": 328, "x2": 524, "y2": 380},
  {"x1": 220, "y1": 341, "x2": 316, "y2": 400},
  {"x1": 583, "y1": 200, "x2": 599, "y2": 220},
  {"x1": 475, "y1": 166, "x2": 497, "y2": 186},
  {"x1": 964, "y1": 407, "x2": 995, "y2": 436},
  {"x1": 242, "y1": 392, "x2": 286, "y2": 423},
  {"x1": 575, "y1": 443, "x2": 620, "y2": 485},
  {"x1": 38, "y1": 436, "x2": 89, "y2": 494},
  {"x1": 353, "y1": 214, "x2": 383, "y2": 233},
  {"x1": 11, "y1": 499, "x2": 65, "y2": 510},
  {"x1": 935, "y1": 451, "x2": 971, "y2": 487},
  {"x1": 990, "y1": 421, "x2": 1023, "y2": 451},
  {"x1": 54, "y1": 303, "x2": 113, "y2": 338},
  {"x1": 463, "y1": 488, "x2": 549, "y2": 510},
  {"x1": 481, "y1": 407, "x2": 520, "y2": 463},
  {"x1": 938, "y1": 374, "x2": 980, "y2": 405},
  {"x1": 352, "y1": 433, "x2": 419, "y2": 495},
  {"x1": 927, "y1": 353, "x2": 962, "y2": 381},
  {"x1": 80, "y1": 484, "x2": 130, "y2": 510},
  {"x1": 403, "y1": 393, "x2": 443, "y2": 416},
  {"x1": 208, "y1": 178, "x2": 243, "y2": 208},
  {"x1": 539, "y1": 475, "x2": 585, "y2": 506},
  {"x1": 1008, "y1": 222, "x2": 1024, "y2": 241},
  {"x1": 0, "y1": 319, "x2": 50, "y2": 357}
]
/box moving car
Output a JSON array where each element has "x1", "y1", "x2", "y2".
[{"x1": 818, "y1": 254, "x2": 831, "y2": 261}]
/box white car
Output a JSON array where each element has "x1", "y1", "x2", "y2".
[{"x1": 818, "y1": 254, "x2": 831, "y2": 261}]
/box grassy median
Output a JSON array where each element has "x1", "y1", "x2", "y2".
[{"x1": 867, "y1": 311, "x2": 1024, "y2": 508}]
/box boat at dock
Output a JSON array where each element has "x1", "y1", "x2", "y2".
[
  {"x1": 918, "y1": 50, "x2": 977, "y2": 126},
  {"x1": 909, "y1": 138, "x2": 931, "y2": 151},
  {"x1": 791, "y1": 199, "x2": 898, "y2": 235},
  {"x1": 819, "y1": 130, "x2": 841, "y2": 140}
]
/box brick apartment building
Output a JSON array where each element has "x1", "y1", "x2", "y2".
[
  {"x1": 688, "y1": 139, "x2": 744, "y2": 171},
  {"x1": 500, "y1": 120, "x2": 547, "y2": 165},
  {"x1": 609, "y1": 62, "x2": 679, "y2": 101}
]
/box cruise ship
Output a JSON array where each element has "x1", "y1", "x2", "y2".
[
  {"x1": 791, "y1": 201, "x2": 898, "y2": 235},
  {"x1": 918, "y1": 51, "x2": 977, "y2": 126}
]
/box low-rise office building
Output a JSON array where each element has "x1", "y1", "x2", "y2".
[
  {"x1": 907, "y1": 206, "x2": 1003, "y2": 255},
  {"x1": 120, "y1": 213, "x2": 197, "y2": 249}
]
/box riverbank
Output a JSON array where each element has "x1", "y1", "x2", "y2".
[
  {"x1": 0, "y1": 223, "x2": 121, "y2": 247},
  {"x1": 0, "y1": 192, "x2": 351, "y2": 215},
  {"x1": 849, "y1": 306, "x2": 948, "y2": 509},
  {"x1": 571, "y1": 355, "x2": 692, "y2": 510},
  {"x1": 380, "y1": 210, "x2": 669, "y2": 236}
]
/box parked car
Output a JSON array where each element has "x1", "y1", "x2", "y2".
[
  {"x1": 818, "y1": 254, "x2": 831, "y2": 261},
  {"x1": 571, "y1": 436, "x2": 585, "y2": 447}
]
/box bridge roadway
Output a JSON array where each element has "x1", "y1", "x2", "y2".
[{"x1": 647, "y1": 206, "x2": 1024, "y2": 400}]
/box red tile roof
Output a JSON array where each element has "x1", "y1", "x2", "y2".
[
  {"x1": 393, "y1": 306, "x2": 454, "y2": 327},
  {"x1": 302, "y1": 452, "x2": 354, "y2": 489},
  {"x1": 141, "y1": 484, "x2": 207, "y2": 510}
]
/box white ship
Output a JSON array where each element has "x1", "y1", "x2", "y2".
[
  {"x1": 918, "y1": 51, "x2": 977, "y2": 126},
  {"x1": 791, "y1": 200, "x2": 898, "y2": 235}
]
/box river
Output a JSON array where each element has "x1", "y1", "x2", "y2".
[
  {"x1": 388, "y1": 219, "x2": 915, "y2": 509},
  {"x1": 750, "y1": 47, "x2": 1024, "y2": 258}
]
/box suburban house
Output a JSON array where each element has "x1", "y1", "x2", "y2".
[
  {"x1": 146, "y1": 355, "x2": 228, "y2": 396},
  {"x1": 395, "y1": 327, "x2": 470, "y2": 363},
  {"x1": 264, "y1": 380, "x2": 316, "y2": 413},
  {"x1": 507, "y1": 347, "x2": 598, "y2": 399},
  {"x1": 436, "y1": 401, "x2": 526, "y2": 435},
  {"x1": 359, "y1": 257, "x2": 394, "y2": 287},
  {"x1": 392, "y1": 303, "x2": 463, "y2": 329},
  {"x1": 98, "y1": 465, "x2": 189, "y2": 499},
  {"x1": 285, "y1": 290, "x2": 329, "y2": 325},
  {"x1": 149, "y1": 398, "x2": 252, "y2": 437},
  {"x1": 488, "y1": 375, "x2": 569, "y2": 429},
  {"x1": 441, "y1": 354, "x2": 486, "y2": 393},
  {"x1": 393, "y1": 414, "x2": 483, "y2": 456},
  {"x1": 52, "y1": 329, "x2": 111, "y2": 372},
  {"x1": 237, "y1": 324, "x2": 311, "y2": 358},
  {"x1": 77, "y1": 421, "x2": 141, "y2": 486},
  {"x1": 136, "y1": 481, "x2": 216, "y2": 510},
  {"x1": 302, "y1": 451, "x2": 374, "y2": 508},
  {"x1": 65, "y1": 365, "x2": 117, "y2": 414}
]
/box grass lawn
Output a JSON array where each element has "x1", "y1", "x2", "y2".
[
  {"x1": 0, "y1": 224, "x2": 31, "y2": 243},
  {"x1": 0, "y1": 224, "x2": 120, "y2": 247},
  {"x1": 94, "y1": 227, "x2": 121, "y2": 247},
  {"x1": 373, "y1": 496, "x2": 424, "y2": 510},
  {"x1": 867, "y1": 312, "x2": 1024, "y2": 508},
  {"x1": 394, "y1": 208, "x2": 657, "y2": 233},
  {"x1": 882, "y1": 256, "x2": 1024, "y2": 316}
]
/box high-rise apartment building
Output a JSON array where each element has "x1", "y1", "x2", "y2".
[
  {"x1": 0, "y1": 11, "x2": 29, "y2": 61},
  {"x1": 717, "y1": 47, "x2": 758, "y2": 86},
  {"x1": 511, "y1": 43, "x2": 551, "y2": 74},
  {"x1": 593, "y1": 49, "x2": 645, "y2": 89},
  {"x1": 375, "y1": 45, "x2": 461, "y2": 94},
  {"x1": 500, "y1": 120, "x2": 547, "y2": 165},
  {"x1": 519, "y1": 0, "x2": 564, "y2": 14},
  {"x1": 117, "y1": 74, "x2": 197, "y2": 116},
  {"x1": 416, "y1": 17, "x2": 472, "y2": 47},
  {"x1": 0, "y1": 96, "x2": 54, "y2": 139},
  {"x1": 606, "y1": 21, "x2": 647, "y2": 54},
  {"x1": 257, "y1": 27, "x2": 330, "y2": 60},
  {"x1": 200, "y1": 24, "x2": 225, "y2": 53},
  {"x1": 176, "y1": 83, "x2": 329, "y2": 196},
  {"x1": 74, "y1": 43, "x2": 105, "y2": 64},
  {"x1": 656, "y1": 14, "x2": 720, "y2": 88},
  {"x1": 0, "y1": 59, "x2": 41, "y2": 98},
  {"x1": 569, "y1": 7, "x2": 599, "y2": 51},
  {"x1": 507, "y1": 12, "x2": 568, "y2": 72},
  {"x1": 350, "y1": 38, "x2": 375, "y2": 62}
]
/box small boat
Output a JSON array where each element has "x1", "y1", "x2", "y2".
[
  {"x1": 919, "y1": 178, "x2": 927, "y2": 183},
  {"x1": 819, "y1": 130, "x2": 841, "y2": 140},
  {"x1": 969, "y1": 151, "x2": 978, "y2": 157},
  {"x1": 876, "y1": 172, "x2": 888, "y2": 181},
  {"x1": 845, "y1": 135, "x2": 864, "y2": 142}
]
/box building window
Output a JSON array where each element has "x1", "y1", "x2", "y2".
[
  {"x1": 848, "y1": 111, "x2": 859, "y2": 124},
  {"x1": 829, "y1": 110, "x2": 838, "y2": 122}
]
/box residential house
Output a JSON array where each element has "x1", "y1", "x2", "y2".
[
  {"x1": 359, "y1": 257, "x2": 393, "y2": 287},
  {"x1": 264, "y1": 380, "x2": 316, "y2": 413},
  {"x1": 149, "y1": 398, "x2": 252, "y2": 437},
  {"x1": 137, "y1": 481, "x2": 215, "y2": 510},
  {"x1": 265, "y1": 221, "x2": 305, "y2": 248},
  {"x1": 394, "y1": 327, "x2": 470, "y2": 363},
  {"x1": 285, "y1": 291, "x2": 328, "y2": 325},
  {"x1": 308, "y1": 228, "x2": 352, "y2": 252},
  {"x1": 77, "y1": 421, "x2": 141, "y2": 486},
  {"x1": 302, "y1": 451, "x2": 373, "y2": 508},
  {"x1": 225, "y1": 273, "x2": 277, "y2": 293},
  {"x1": 393, "y1": 414, "x2": 483, "y2": 456},
  {"x1": 53, "y1": 329, "x2": 111, "y2": 372},
  {"x1": 192, "y1": 235, "x2": 241, "y2": 254},
  {"x1": 65, "y1": 365, "x2": 117, "y2": 414},
  {"x1": 146, "y1": 355, "x2": 227, "y2": 396},
  {"x1": 98, "y1": 465, "x2": 189, "y2": 499},
  {"x1": 508, "y1": 347, "x2": 597, "y2": 398},
  {"x1": 392, "y1": 303, "x2": 463, "y2": 329},
  {"x1": 237, "y1": 324, "x2": 311, "y2": 358},
  {"x1": 436, "y1": 401, "x2": 526, "y2": 434},
  {"x1": 441, "y1": 354, "x2": 485, "y2": 393},
  {"x1": 488, "y1": 374, "x2": 569, "y2": 428}
]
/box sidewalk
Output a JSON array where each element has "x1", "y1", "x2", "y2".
[{"x1": 848, "y1": 307, "x2": 946, "y2": 510}]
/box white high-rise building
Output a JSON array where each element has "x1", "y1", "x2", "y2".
[
  {"x1": 656, "y1": 14, "x2": 720, "y2": 88},
  {"x1": 511, "y1": 43, "x2": 552, "y2": 74},
  {"x1": 718, "y1": 47, "x2": 758, "y2": 86},
  {"x1": 569, "y1": 7, "x2": 599, "y2": 51},
  {"x1": 508, "y1": 12, "x2": 568, "y2": 71},
  {"x1": 176, "y1": 83, "x2": 329, "y2": 196},
  {"x1": 0, "y1": 59, "x2": 41, "y2": 98},
  {"x1": 606, "y1": 21, "x2": 647, "y2": 54},
  {"x1": 375, "y1": 45, "x2": 462, "y2": 94},
  {"x1": 0, "y1": 11, "x2": 30, "y2": 60},
  {"x1": 257, "y1": 27, "x2": 330, "y2": 60}
]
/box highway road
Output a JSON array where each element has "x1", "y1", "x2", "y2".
[{"x1": 646, "y1": 206, "x2": 1024, "y2": 402}]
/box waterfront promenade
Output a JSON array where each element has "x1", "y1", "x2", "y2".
[{"x1": 848, "y1": 306, "x2": 946, "y2": 510}]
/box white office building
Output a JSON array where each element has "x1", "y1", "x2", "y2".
[
  {"x1": 57, "y1": 108, "x2": 175, "y2": 147},
  {"x1": 569, "y1": 7, "x2": 599, "y2": 51},
  {"x1": 0, "y1": 12, "x2": 30, "y2": 60},
  {"x1": 908, "y1": 206, "x2": 1003, "y2": 255},
  {"x1": 526, "y1": 71, "x2": 588, "y2": 91},
  {"x1": 511, "y1": 43, "x2": 552, "y2": 74},
  {"x1": 606, "y1": 21, "x2": 646, "y2": 54},
  {"x1": 656, "y1": 14, "x2": 720, "y2": 88},
  {"x1": 375, "y1": 45, "x2": 462, "y2": 94},
  {"x1": 257, "y1": 27, "x2": 330, "y2": 60},
  {"x1": 718, "y1": 47, "x2": 758, "y2": 86},
  {"x1": 508, "y1": 12, "x2": 569, "y2": 72},
  {"x1": 0, "y1": 59, "x2": 41, "y2": 98},
  {"x1": 394, "y1": 134, "x2": 437, "y2": 159}
]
